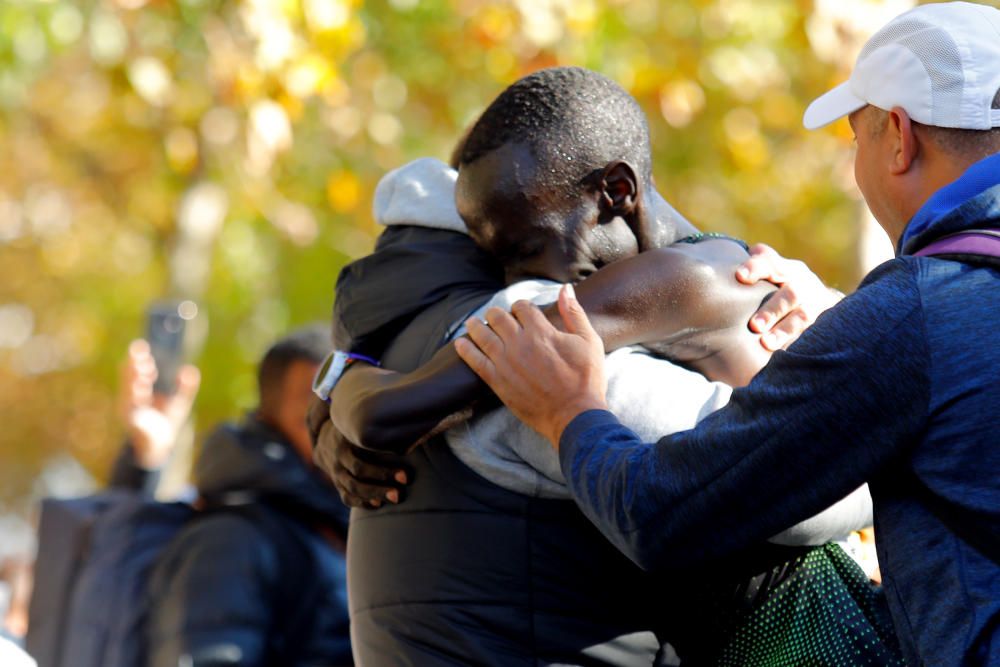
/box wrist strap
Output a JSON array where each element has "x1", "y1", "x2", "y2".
[{"x1": 312, "y1": 351, "x2": 380, "y2": 402}]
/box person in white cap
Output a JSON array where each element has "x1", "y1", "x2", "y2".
[{"x1": 453, "y1": 2, "x2": 1000, "y2": 665}]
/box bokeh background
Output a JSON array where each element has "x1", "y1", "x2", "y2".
[{"x1": 2, "y1": 0, "x2": 984, "y2": 511}]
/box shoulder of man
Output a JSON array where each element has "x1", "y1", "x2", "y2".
[
  {"x1": 333, "y1": 225, "x2": 503, "y2": 356},
  {"x1": 804, "y1": 256, "x2": 924, "y2": 349},
  {"x1": 148, "y1": 505, "x2": 320, "y2": 637},
  {"x1": 156, "y1": 510, "x2": 281, "y2": 582}
]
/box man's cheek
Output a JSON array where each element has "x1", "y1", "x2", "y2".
[{"x1": 593, "y1": 219, "x2": 639, "y2": 265}]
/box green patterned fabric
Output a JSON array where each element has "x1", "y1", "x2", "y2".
[
  {"x1": 713, "y1": 543, "x2": 903, "y2": 667},
  {"x1": 674, "y1": 232, "x2": 750, "y2": 252}
]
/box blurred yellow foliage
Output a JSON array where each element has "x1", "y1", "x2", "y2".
[
  {"x1": 0, "y1": 0, "x2": 915, "y2": 506},
  {"x1": 326, "y1": 170, "x2": 363, "y2": 213}
]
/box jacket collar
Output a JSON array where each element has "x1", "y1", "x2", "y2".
[{"x1": 900, "y1": 152, "x2": 1000, "y2": 256}]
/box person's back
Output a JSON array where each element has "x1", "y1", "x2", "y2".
[
  {"x1": 147, "y1": 421, "x2": 351, "y2": 667},
  {"x1": 800, "y1": 14, "x2": 1000, "y2": 657},
  {"x1": 862, "y1": 204, "x2": 1000, "y2": 662},
  {"x1": 340, "y1": 227, "x2": 666, "y2": 665}
]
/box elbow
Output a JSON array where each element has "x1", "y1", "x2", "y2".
[
  {"x1": 351, "y1": 390, "x2": 421, "y2": 455},
  {"x1": 350, "y1": 397, "x2": 402, "y2": 454},
  {"x1": 608, "y1": 505, "x2": 702, "y2": 572},
  {"x1": 621, "y1": 526, "x2": 683, "y2": 572}
]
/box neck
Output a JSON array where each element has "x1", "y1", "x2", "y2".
[
  {"x1": 645, "y1": 191, "x2": 698, "y2": 248},
  {"x1": 504, "y1": 243, "x2": 584, "y2": 285},
  {"x1": 254, "y1": 408, "x2": 285, "y2": 439},
  {"x1": 896, "y1": 151, "x2": 994, "y2": 243}
]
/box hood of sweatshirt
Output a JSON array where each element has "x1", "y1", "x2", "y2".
[
  {"x1": 332, "y1": 159, "x2": 503, "y2": 361},
  {"x1": 900, "y1": 152, "x2": 1000, "y2": 254},
  {"x1": 372, "y1": 157, "x2": 468, "y2": 233},
  {"x1": 194, "y1": 416, "x2": 349, "y2": 533}
]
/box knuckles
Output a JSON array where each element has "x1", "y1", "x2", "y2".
[{"x1": 779, "y1": 283, "x2": 800, "y2": 303}]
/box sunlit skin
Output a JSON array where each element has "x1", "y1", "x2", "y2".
[
  {"x1": 849, "y1": 105, "x2": 986, "y2": 244},
  {"x1": 259, "y1": 359, "x2": 320, "y2": 463},
  {"x1": 309, "y1": 104, "x2": 841, "y2": 507},
  {"x1": 456, "y1": 142, "x2": 650, "y2": 283},
  {"x1": 308, "y1": 212, "x2": 837, "y2": 506}
]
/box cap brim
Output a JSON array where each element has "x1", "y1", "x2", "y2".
[{"x1": 803, "y1": 82, "x2": 867, "y2": 130}]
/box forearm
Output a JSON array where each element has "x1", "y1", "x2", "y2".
[
  {"x1": 558, "y1": 295, "x2": 927, "y2": 569},
  {"x1": 329, "y1": 264, "x2": 730, "y2": 454},
  {"x1": 331, "y1": 242, "x2": 766, "y2": 453},
  {"x1": 570, "y1": 244, "x2": 768, "y2": 352},
  {"x1": 330, "y1": 346, "x2": 485, "y2": 454},
  {"x1": 558, "y1": 408, "x2": 879, "y2": 571}
]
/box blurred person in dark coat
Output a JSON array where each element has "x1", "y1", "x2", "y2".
[{"x1": 145, "y1": 326, "x2": 352, "y2": 667}]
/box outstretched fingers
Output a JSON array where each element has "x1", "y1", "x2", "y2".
[{"x1": 736, "y1": 243, "x2": 785, "y2": 285}]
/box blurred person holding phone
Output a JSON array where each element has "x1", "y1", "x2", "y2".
[
  {"x1": 108, "y1": 301, "x2": 201, "y2": 494},
  {"x1": 143, "y1": 325, "x2": 353, "y2": 667},
  {"x1": 108, "y1": 337, "x2": 200, "y2": 495},
  {"x1": 27, "y1": 326, "x2": 352, "y2": 667}
]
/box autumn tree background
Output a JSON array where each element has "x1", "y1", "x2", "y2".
[{"x1": 0, "y1": 0, "x2": 947, "y2": 509}]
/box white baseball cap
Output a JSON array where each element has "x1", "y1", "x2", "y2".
[{"x1": 804, "y1": 1, "x2": 1000, "y2": 130}]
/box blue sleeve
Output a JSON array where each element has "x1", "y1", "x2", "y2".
[
  {"x1": 147, "y1": 516, "x2": 276, "y2": 667},
  {"x1": 558, "y1": 259, "x2": 930, "y2": 571}
]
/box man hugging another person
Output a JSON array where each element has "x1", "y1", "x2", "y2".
[{"x1": 311, "y1": 68, "x2": 900, "y2": 665}]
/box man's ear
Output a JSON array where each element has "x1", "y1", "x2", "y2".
[
  {"x1": 598, "y1": 161, "x2": 639, "y2": 217},
  {"x1": 888, "y1": 107, "x2": 917, "y2": 175}
]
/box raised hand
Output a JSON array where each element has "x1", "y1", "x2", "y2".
[
  {"x1": 455, "y1": 285, "x2": 608, "y2": 449},
  {"x1": 120, "y1": 339, "x2": 200, "y2": 469}
]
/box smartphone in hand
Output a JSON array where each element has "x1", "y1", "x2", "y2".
[{"x1": 146, "y1": 301, "x2": 196, "y2": 396}]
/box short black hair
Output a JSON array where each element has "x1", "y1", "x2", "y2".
[
  {"x1": 257, "y1": 324, "x2": 330, "y2": 406},
  {"x1": 459, "y1": 67, "x2": 652, "y2": 196}
]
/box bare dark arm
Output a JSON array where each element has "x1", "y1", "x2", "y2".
[{"x1": 330, "y1": 240, "x2": 773, "y2": 454}]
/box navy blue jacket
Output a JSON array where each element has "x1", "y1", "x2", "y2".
[
  {"x1": 558, "y1": 154, "x2": 1000, "y2": 666},
  {"x1": 147, "y1": 418, "x2": 352, "y2": 667}
]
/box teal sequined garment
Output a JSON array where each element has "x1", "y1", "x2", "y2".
[
  {"x1": 712, "y1": 544, "x2": 903, "y2": 666},
  {"x1": 674, "y1": 232, "x2": 750, "y2": 253}
]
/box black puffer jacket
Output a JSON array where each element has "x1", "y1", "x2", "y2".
[
  {"x1": 338, "y1": 227, "x2": 671, "y2": 666},
  {"x1": 335, "y1": 226, "x2": 898, "y2": 667},
  {"x1": 146, "y1": 417, "x2": 352, "y2": 667}
]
